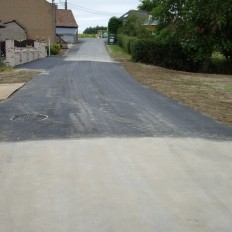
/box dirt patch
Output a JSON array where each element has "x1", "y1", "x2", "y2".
[
  {"x1": 123, "y1": 62, "x2": 232, "y2": 127},
  {"x1": 0, "y1": 69, "x2": 40, "y2": 84}
]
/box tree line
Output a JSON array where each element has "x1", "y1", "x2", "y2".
[
  {"x1": 83, "y1": 26, "x2": 107, "y2": 34},
  {"x1": 108, "y1": 0, "x2": 232, "y2": 73}
]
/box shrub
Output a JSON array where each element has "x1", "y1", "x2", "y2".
[
  {"x1": 117, "y1": 33, "x2": 231, "y2": 73},
  {"x1": 50, "y1": 47, "x2": 59, "y2": 55},
  {"x1": 53, "y1": 43, "x2": 61, "y2": 51},
  {"x1": 221, "y1": 40, "x2": 232, "y2": 62},
  {"x1": 0, "y1": 60, "x2": 6, "y2": 72},
  {"x1": 130, "y1": 38, "x2": 186, "y2": 70},
  {"x1": 47, "y1": 44, "x2": 61, "y2": 55},
  {"x1": 117, "y1": 34, "x2": 137, "y2": 54}
]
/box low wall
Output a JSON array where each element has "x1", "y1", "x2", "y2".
[{"x1": 5, "y1": 40, "x2": 47, "y2": 67}]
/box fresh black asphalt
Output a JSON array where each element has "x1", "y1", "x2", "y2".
[{"x1": 0, "y1": 39, "x2": 232, "y2": 142}]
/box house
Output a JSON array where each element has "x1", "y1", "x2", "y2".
[
  {"x1": 0, "y1": 20, "x2": 26, "y2": 41},
  {"x1": 0, "y1": 21, "x2": 6, "y2": 29},
  {"x1": 120, "y1": 10, "x2": 158, "y2": 31},
  {"x1": 0, "y1": 0, "x2": 56, "y2": 44},
  {"x1": 56, "y1": 9, "x2": 78, "y2": 44},
  {"x1": 120, "y1": 10, "x2": 148, "y2": 22}
]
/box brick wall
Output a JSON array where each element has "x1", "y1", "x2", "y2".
[{"x1": 0, "y1": 0, "x2": 56, "y2": 44}]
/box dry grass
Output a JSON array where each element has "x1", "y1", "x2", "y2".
[
  {"x1": 0, "y1": 69, "x2": 40, "y2": 84},
  {"x1": 124, "y1": 62, "x2": 232, "y2": 126}
]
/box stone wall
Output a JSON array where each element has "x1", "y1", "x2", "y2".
[
  {"x1": 5, "y1": 40, "x2": 47, "y2": 67},
  {"x1": 0, "y1": 0, "x2": 56, "y2": 44}
]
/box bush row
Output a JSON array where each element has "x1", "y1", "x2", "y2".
[
  {"x1": 130, "y1": 39, "x2": 191, "y2": 71},
  {"x1": 117, "y1": 34, "x2": 136, "y2": 54},
  {"x1": 117, "y1": 35, "x2": 214, "y2": 72}
]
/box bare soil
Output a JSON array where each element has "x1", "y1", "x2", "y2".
[
  {"x1": 0, "y1": 69, "x2": 40, "y2": 84},
  {"x1": 123, "y1": 62, "x2": 232, "y2": 127}
]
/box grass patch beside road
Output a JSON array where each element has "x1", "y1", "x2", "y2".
[
  {"x1": 107, "y1": 45, "x2": 131, "y2": 62},
  {"x1": 107, "y1": 45, "x2": 232, "y2": 127},
  {"x1": 0, "y1": 69, "x2": 40, "y2": 84}
]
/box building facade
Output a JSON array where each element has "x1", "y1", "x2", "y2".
[
  {"x1": 56, "y1": 9, "x2": 78, "y2": 44},
  {"x1": 0, "y1": 0, "x2": 56, "y2": 44},
  {"x1": 0, "y1": 20, "x2": 26, "y2": 41}
]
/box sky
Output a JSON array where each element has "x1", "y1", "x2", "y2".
[{"x1": 48, "y1": 0, "x2": 140, "y2": 33}]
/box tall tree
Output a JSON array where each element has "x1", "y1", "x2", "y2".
[
  {"x1": 108, "y1": 17, "x2": 122, "y2": 34},
  {"x1": 138, "y1": 0, "x2": 232, "y2": 63},
  {"x1": 138, "y1": 0, "x2": 159, "y2": 12},
  {"x1": 118, "y1": 14, "x2": 150, "y2": 38}
]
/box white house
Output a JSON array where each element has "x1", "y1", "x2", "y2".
[{"x1": 56, "y1": 9, "x2": 78, "y2": 44}]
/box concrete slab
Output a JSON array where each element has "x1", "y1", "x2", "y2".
[
  {"x1": 0, "y1": 83, "x2": 25, "y2": 100},
  {"x1": 0, "y1": 138, "x2": 232, "y2": 232}
]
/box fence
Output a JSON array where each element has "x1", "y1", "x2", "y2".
[{"x1": 4, "y1": 40, "x2": 47, "y2": 66}]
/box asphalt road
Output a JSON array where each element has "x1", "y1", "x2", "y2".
[
  {"x1": 0, "y1": 39, "x2": 231, "y2": 141},
  {"x1": 0, "y1": 38, "x2": 232, "y2": 232}
]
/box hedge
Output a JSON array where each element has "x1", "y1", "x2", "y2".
[
  {"x1": 117, "y1": 34, "x2": 136, "y2": 54},
  {"x1": 117, "y1": 33, "x2": 232, "y2": 72},
  {"x1": 130, "y1": 39, "x2": 189, "y2": 70}
]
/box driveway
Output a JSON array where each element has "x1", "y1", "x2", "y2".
[{"x1": 0, "y1": 38, "x2": 232, "y2": 232}]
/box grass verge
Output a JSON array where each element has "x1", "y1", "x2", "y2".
[
  {"x1": 0, "y1": 69, "x2": 40, "y2": 84},
  {"x1": 106, "y1": 45, "x2": 131, "y2": 62},
  {"x1": 108, "y1": 45, "x2": 232, "y2": 127}
]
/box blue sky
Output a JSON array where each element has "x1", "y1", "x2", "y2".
[{"x1": 47, "y1": 0, "x2": 140, "y2": 33}]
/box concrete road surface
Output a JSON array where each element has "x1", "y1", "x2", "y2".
[{"x1": 0, "y1": 39, "x2": 232, "y2": 232}]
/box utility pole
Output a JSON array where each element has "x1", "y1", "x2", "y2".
[{"x1": 65, "y1": 0, "x2": 67, "y2": 10}]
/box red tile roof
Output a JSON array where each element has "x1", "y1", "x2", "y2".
[{"x1": 56, "y1": 9, "x2": 78, "y2": 28}]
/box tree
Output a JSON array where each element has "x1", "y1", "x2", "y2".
[
  {"x1": 83, "y1": 26, "x2": 107, "y2": 34},
  {"x1": 138, "y1": 0, "x2": 232, "y2": 65},
  {"x1": 108, "y1": 17, "x2": 122, "y2": 34},
  {"x1": 118, "y1": 14, "x2": 150, "y2": 38},
  {"x1": 138, "y1": 0, "x2": 159, "y2": 12}
]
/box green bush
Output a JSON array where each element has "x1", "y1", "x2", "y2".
[
  {"x1": 130, "y1": 38, "x2": 187, "y2": 70},
  {"x1": 53, "y1": 43, "x2": 61, "y2": 51},
  {"x1": 117, "y1": 33, "x2": 232, "y2": 73},
  {"x1": 47, "y1": 44, "x2": 61, "y2": 55},
  {"x1": 221, "y1": 40, "x2": 232, "y2": 62},
  {"x1": 117, "y1": 34, "x2": 137, "y2": 54},
  {"x1": 0, "y1": 60, "x2": 6, "y2": 72},
  {"x1": 50, "y1": 47, "x2": 59, "y2": 55}
]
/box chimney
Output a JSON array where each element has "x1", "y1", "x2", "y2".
[{"x1": 65, "y1": 0, "x2": 67, "y2": 10}]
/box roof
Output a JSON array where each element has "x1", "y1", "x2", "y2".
[
  {"x1": 0, "y1": 20, "x2": 6, "y2": 28},
  {"x1": 120, "y1": 10, "x2": 158, "y2": 26},
  {"x1": 56, "y1": 9, "x2": 78, "y2": 28},
  {"x1": 4, "y1": 20, "x2": 27, "y2": 31},
  {"x1": 120, "y1": 10, "x2": 148, "y2": 21}
]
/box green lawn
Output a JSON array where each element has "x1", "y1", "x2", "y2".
[{"x1": 107, "y1": 45, "x2": 131, "y2": 62}]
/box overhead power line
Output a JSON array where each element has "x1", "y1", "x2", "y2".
[{"x1": 58, "y1": 1, "x2": 122, "y2": 15}]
